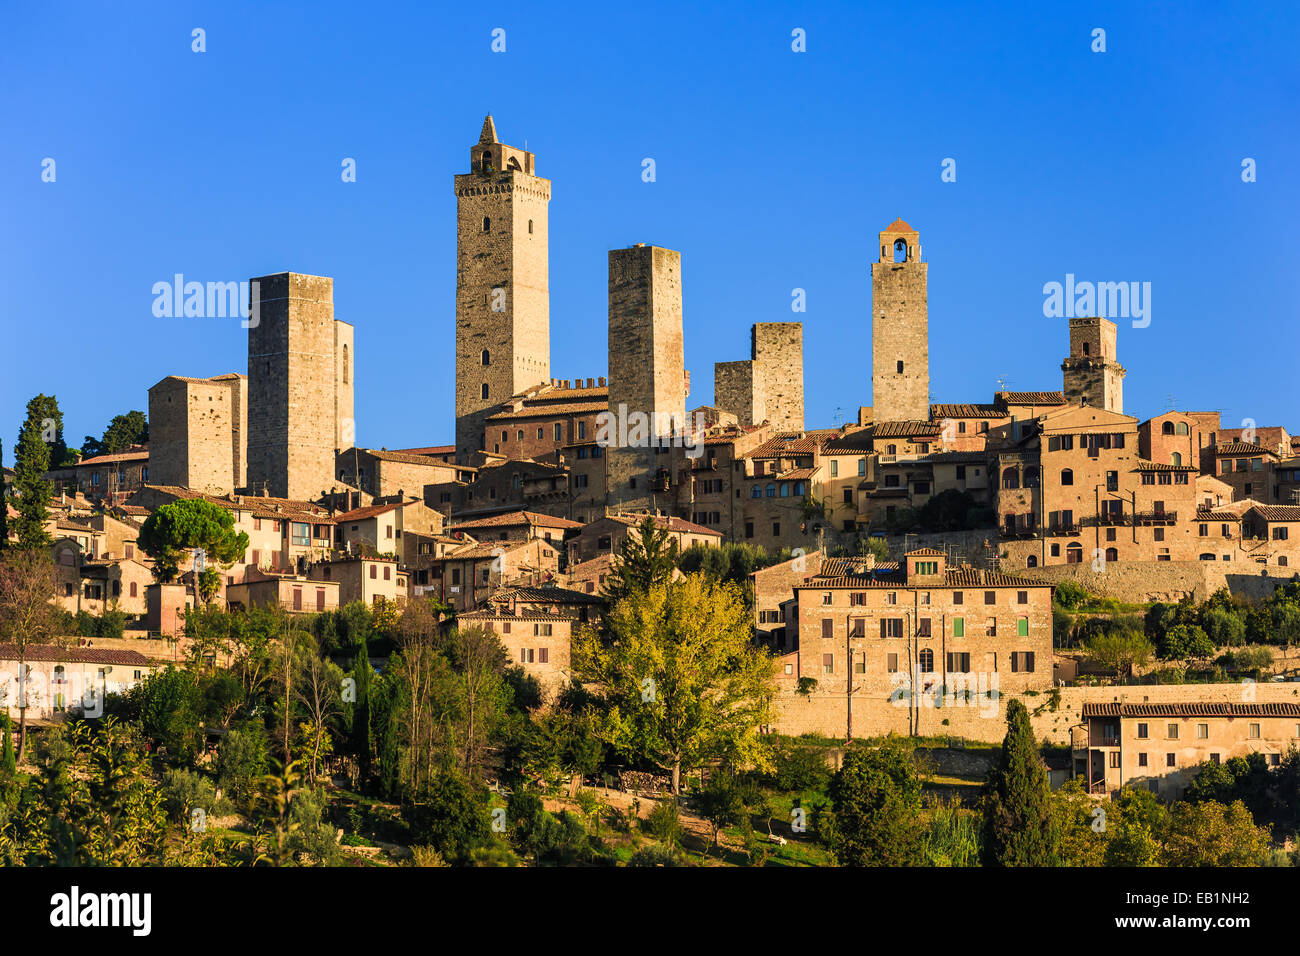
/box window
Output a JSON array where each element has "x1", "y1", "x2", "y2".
[
  {"x1": 1010, "y1": 651, "x2": 1035, "y2": 672},
  {"x1": 821, "y1": 618, "x2": 833, "y2": 639},
  {"x1": 953, "y1": 591, "x2": 963, "y2": 604},
  {"x1": 1138, "y1": 753, "x2": 1148, "y2": 767},
  {"x1": 745, "y1": 521, "x2": 754, "y2": 538},
  {"x1": 853, "y1": 652, "x2": 866, "y2": 674},
  {"x1": 1017, "y1": 590, "x2": 1028, "y2": 605},
  {"x1": 917, "y1": 618, "x2": 931, "y2": 637},
  {"x1": 984, "y1": 591, "x2": 996, "y2": 605},
  {"x1": 528, "y1": 219, "x2": 534, "y2": 234},
  {"x1": 850, "y1": 592, "x2": 866, "y2": 606},
  {"x1": 1167, "y1": 723, "x2": 1179, "y2": 739},
  {"x1": 482, "y1": 216, "x2": 490, "y2": 231},
  {"x1": 947, "y1": 652, "x2": 970, "y2": 672},
  {"x1": 129, "y1": 582, "x2": 137, "y2": 598},
  {"x1": 918, "y1": 648, "x2": 934, "y2": 672},
  {"x1": 1109, "y1": 752, "x2": 1121, "y2": 769},
  {"x1": 772, "y1": 522, "x2": 780, "y2": 537},
  {"x1": 887, "y1": 653, "x2": 899, "y2": 672},
  {"x1": 1017, "y1": 617, "x2": 1028, "y2": 636},
  {"x1": 1137, "y1": 723, "x2": 1148, "y2": 739},
  {"x1": 481, "y1": 383, "x2": 490, "y2": 400},
  {"x1": 822, "y1": 654, "x2": 834, "y2": 674},
  {"x1": 1060, "y1": 468, "x2": 1073, "y2": 486},
  {"x1": 830, "y1": 460, "x2": 839, "y2": 477},
  {"x1": 1166, "y1": 753, "x2": 1176, "y2": 768},
  {"x1": 291, "y1": 523, "x2": 310, "y2": 546},
  {"x1": 896, "y1": 360, "x2": 904, "y2": 374},
  {"x1": 534, "y1": 623, "x2": 553, "y2": 637},
  {"x1": 881, "y1": 618, "x2": 903, "y2": 639},
  {"x1": 953, "y1": 617, "x2": 964, "y2": 638},
  {"x1": 1249, "y1": 723, "x2": 1261, "y2": 739}
]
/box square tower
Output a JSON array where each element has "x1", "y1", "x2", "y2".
[
  {"x1": 606, "y1": 244, "x2": 686, "y2": 511},
  {"x1": 247, "y1": 272, "x2": 354, "y2": 500},
  {"x1": 714, "y1": 359, "x2": 767, "y2": 428},
  {"x1": 1062, "y1": 316, "x2": 1125, "y2": 412},
  {"x1": 752, "y1": 322, "x2": 803, "y2": 431},
  {"x1": 147, "y1": 373, "x2": 246, "y2": 494},
  {"x1": 454, "y1": 115, "x2": 551, "y2": 462},
  {"x1": 871, "y1": 219, "x2": 929, "y2": 423}
]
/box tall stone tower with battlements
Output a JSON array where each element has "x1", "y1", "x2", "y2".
[
  {"x1": 1062, "y1": 316, "x2": 1125, "y2": 412},
  {"x1": 871, "y1": 219, "x2": 930, "y2": 423},
  {"x1": 454, "y1": 115, "x2": 551, "y2": 462},
  {"x1": 247, "y1": 272, "x2": 354, "y2": 500},
  {"x1": 714, "y1": 322, "x2": 804, "y2": 431},
  {"x1": 606, "y1": 244, "x2": 686, "y2": 512}
]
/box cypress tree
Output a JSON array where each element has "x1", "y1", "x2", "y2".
[
  {"x1": 13, "y1": 398, "x2": 56, "y2": 548},
  {"x1": 350, "y1": 636, "x2": 372, "y2": 787},
  {"x1": 0, "y1": 438, "x2": 8, "y2": 551},
  {"x1": 982, "y1": 698, "x2": 1058, "y2": 865},
  {"x1": 1, "y1": 715, "x2": 15, "y2": 775}
]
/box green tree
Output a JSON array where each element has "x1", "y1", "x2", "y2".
[
  {"x1": 406, "y1": 770, "x2": 492, "y2": 862},
  {"x1": 13, "y1": 397, "x2": 59, "y2": 548},
  {"x1": 572, "y1": 575, "x2": 776, "y2": 793},
  {"x1": 0, "y1": 438, "x2": 8, "y2": 551},
  {"x1": 0, "y1": 714, "x2": 15, "y2": 775},
  {"x1": 604, "y1": 515, "x2": 679, "y2": 603},
  {"x1": 982, "y1": 699, "x2": 1057, "y2": 866},
  {"x1": 138, "y1": 497, "x2": 249, "y2": 589},
  {"x1": 823, "y1": 742, "x2": 923, "y2": 865},
  {"x1": 1201, "y1": 607, "x2": 1246, "y2": 648},
  {"x1": 1087, "y1": 628, "x2": 1154, "y2": 680},
  {"x1": 81, "y1": 410, "x2": 148, "y2": 458},
  {"x1": 0, "y1": 548, "x2": 59, "y2": 759},
  {"x1": 349, "y1": 636, "x2": 373, "y2": 786},
  {"x1": 1162, "y1": 800, "x2": 1270, "y2": 866},
  {"x1": 1159, "y1": 623, "x2": 1215, "y2": 661}
]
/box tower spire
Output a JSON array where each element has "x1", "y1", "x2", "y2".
[{"x1": 479, "y1": 114, "x2": 498, "y2": 144}]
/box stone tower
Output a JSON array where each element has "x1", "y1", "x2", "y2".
[
  {"x1": 148, "y1": 373, "x2": 247, "y2": 494},
  {"x1": 713, "y1": 322, "x2": 804, "y2": 430},
  {"x1": 454, "y1": 115, "x2": 551, "y2": 462},
  {"x1": 247, "y1": 272, "x2": 354, "y2": 500},
  {"x1": 871, "y1": 219, "x2": 929, "y2": 423},
  {"x1": 606, "y1": 244, "x2": 686, "y2": 512},
  {"x1": 1062, "y1": 316, "x2": 1125, "y2": 412}
]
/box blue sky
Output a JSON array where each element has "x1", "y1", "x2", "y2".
[{"x1": 3, "y1": 0, "x2": 1297, "y2": 461}]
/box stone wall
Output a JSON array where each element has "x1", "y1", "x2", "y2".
[{"x1": 752, "y1": 322, "x2": 803, "y2": 432}]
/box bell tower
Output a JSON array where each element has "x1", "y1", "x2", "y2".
[
  {"x1": 453, "y1": 115, "x2": 551, "y2": 462},
  {"x1": 871, "y1": 219, "x2": 930, "y2": 423}
]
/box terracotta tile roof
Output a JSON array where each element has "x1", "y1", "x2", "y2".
[
  {"x1": 930, "y1": 403, "x2": 1003, "y2": 419},
  {"x1": 334, "y1": 501, "x2": 405, "y2": 523},
  {"x1": 486, "y1": 402, "x2": 607, "y2": 420},
  {"x1": 822, "y1": 430, "x2": 875, "y2": 453},
  {"x1": 606, "y1": 513, "x2": 724, "y2": 537},
  {"x1": 76, "y1": 447, "x2": 149, "y2": 466},
  {"x1": 997, "y1": 391, "x2": 1066, "y2": 406},
  {"x1": 820, "y1": 558, "x2": 900, "y2": 577},
  {"x1": 872, "y1": 420, "x2": 941, "y2": 438},
  {"x1": 1214, "y1": 441, "x2": 1274, "y2": 456},
  {"x1": 137, "y1": 485, "x2": 333, "y2": 521},
  {"x1": 1195, "y1": 510, "x2": 1240, "y2": 522},
  {"x1": 777, "y1": 467, "x2": 820, "y2": 481},
  {"x1": 1132, "y1": 459, "x2": 1197, "y2": 472},
  {"x1": 490, "y1": 585, "x2": 605, "y2": 605},
  {"x1": 745, "y1": 432, "x2": 833, "y2": 458},
  {"x1": 927, "y1": 451, "x2": 990, "y2": 463},
  {"x1": 440, "y1": 539, "x2": 558, "y2": 560},
  {"x1": 0, "y1": 644, "x2": 153, "y2": 666},
  {"x1": 802, "y1": 565, "x2": 1048, "y2": 589},
  {"x1": 390, "y1": 445, "x2": 456, "y2": 456},
  {"x1": 883, "y1": 218, "x2": 915, "y2": 232},
  {"x1": 357, "y1": 448, "x2": 457, "y2": 466},
  {"x1": 906, "y1": 547, "x2": 946, "y2": 556},
  {"x1": 1083, "y1": 702, "x2": 1300, "y2": 719},
  {"x1": 451, "y1": 510, "x2": 583, "y2": 530},
  {"x1": 459, "y1": 609, "x2": 580, "y2": 623},
  {"x1": 1250, "y1": 505, "x2": 1300, "y2": 522}
]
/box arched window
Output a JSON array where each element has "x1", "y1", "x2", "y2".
[
  {"x1": 1083, "y1": 342, "x2": 1091, "y2": 356},
  {"x1": 1024, "y1": 466, "x2": 1040, "y2": 488},
  {"x1": 1002, "y1": 467, "x2": 1020, "y2": 490},
  {"x1": 918, "y1": 648, "x2": 934, "y2": 672},
  {"x1": 482, "y1": 216, "x2": 491, "y2": 232},
  {"x1": 481, "y1": 383, "x2": 490, "y2": 400},
  {"x1": 893, "y1": 238, "x2": 908, "y2": 263},
  {"x1": 765, "y1": 484, "x2": 776, "y2": 498},
  {"x1": 1171, "y1": 452, "x2": 1182, "y2": 466},
  {"x1": 1027, "y1": 554, "x2": 1038, "y2": 568},
  {"x1": 1060, "y1": 468, "x2": 1074, "y2": 486},
  {"x1": 794, "y1": 481, "x2": 805, "y2": 496},
  {"x1": 481, "y1": 150, "x2": 492, "y2": 170},
  {"x1": 780, "y1": 483, "x2": 790, "y2": 497},
  {"x1": 1066, "y1": 543, "x2": 1083, "y2": 564},
  {"x1": 130, "y1": 581, "x2": 138, "y2": 597},
  {"x1": 887, "y1": 444, "x2": 897, "y2": 455},
  {"x1": 1175, "y1": 422, "x2": 1189, "y2": 435},
  {"x1": 112, "y1": 581, "x2": 120, "y2": 597},
  {"x1": 481, "y1": 349, "x2": 490, "y2": 366},
  {"x1": 1162, "y1": 421, "x2": 1175, "y2": 435},
  {"x1": 1105, "y1": 547, "x2": 1118, "y2": 563},
  {"x1": 751, "y1": 486, "x2": 762, "y2": 499},
  {"x1": 528, "y1": 219, "x2": 534, "y2": 234},
  {"x1": 1199, "y1": 553, "x2": 1216, "y2": 561}
]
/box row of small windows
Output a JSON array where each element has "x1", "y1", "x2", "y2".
[
  {"x1": 481, "y1": 217, "x2": 534, "y2": 234},
  {"x1": 817, "y1": 648, "x2": 1036, "y2": 675},
  {"x1": 751, "y1": 482, "x2": 807, "y2": 498}
]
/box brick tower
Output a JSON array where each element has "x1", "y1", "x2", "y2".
[
  {"x1": 871, "y1": 219, "x2": 929, "y2": 423},
  {"x1": 606, "y1": 243, "x2": 686, "y2": 512},
  {"x1": 1062, "y1": 316, "x2": 1125, "y2": 412},
  {"x1": 247, "y1": 272, "x2": 354, "y2": 500},
  {"x1": 454, "y1": 115, "x2": 551, "y2": 462}
]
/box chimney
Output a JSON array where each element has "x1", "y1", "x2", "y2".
[
  {"x1": 598, "y1": 376, "x2": 606, "y2": 387},
  {"x1": 586, "y1": 377, "x2": 594, "y2": 388}
]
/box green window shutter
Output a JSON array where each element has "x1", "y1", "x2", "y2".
[
  {"x1": 953, "y1": 617, "x2": 964, "y2": 638},
  {"x1": 1017, "y1": 617, "x2": 1029, "y2": 636}
]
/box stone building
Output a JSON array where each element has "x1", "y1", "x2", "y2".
[
  {"x1": 1061, "y1": 316, "x2": 1125, "y2": 412},
  {"x1": 714, "y1": 322, "x2": 804, "y2": 431},
  {"x1": 1076, "y1": 702, "x2": 1300, "y2": 798},
  {"x1": 247, "y1": 272, "x2": 354, "y2": 500},
  {"x1": 454, "y1": 115, "x2": 551, "y2": 461},
  {"x1": 871, "y1": 219, "x2": 929, "y2": 423},
  {"x1": 148, "y1": 373, "x2": 247, "y2": 494},
  {"x1": 335, "y1": 447, "x2": 459, "y2": 499},
  {"x1": 1137, "y1": 410, "x2": 1220, "y2": 470},
  {"x1": 0, "y1": 645, "x2": 155, "y2": 722},
  {"x1": 605, "y1": 244, "x2": 687, "y2": 512},
  {"x1": 481, "y1": 379, "x2": 607, "y2": 460}
]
